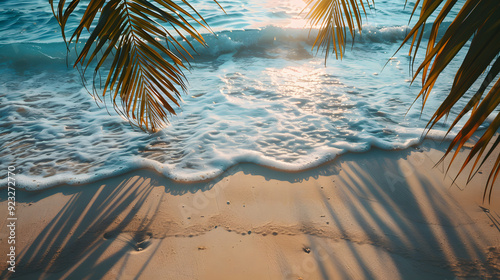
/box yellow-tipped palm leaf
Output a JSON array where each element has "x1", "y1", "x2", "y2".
[
  {"x1": 304, "y1": 0, "x2": 373, "y2": 61},
  {"x1": 49, "y1": 0, "x2": 222, "y2": 132},
  {"x1": 307, "y1": 0, "x2": 500, "y2": 202},
  {"x1": 402, "y1": 0, "x2": 500, "y2": 202}
]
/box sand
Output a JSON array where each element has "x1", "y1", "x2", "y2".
[{"x1": 1, "y1": 136, "x2": 499, "y2": 279}]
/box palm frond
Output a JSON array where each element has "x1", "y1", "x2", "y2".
[
  {"x1": 304, "y1": 0, "x2": 373, "y2": 62},
  {"x1": 401, "y1": 0, "x2": 500, "y2": 202},
  {"x1": 50, "y1": 0, "x2": 221, "y2": 132}
]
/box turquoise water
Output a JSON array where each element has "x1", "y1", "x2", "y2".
[{"x1": 0, "y1": 0, "x2": 479, "y2": 189}]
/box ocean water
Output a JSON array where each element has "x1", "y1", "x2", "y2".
[{"x1": 0, "y1": 0, "x2": 482, "y2": 189}]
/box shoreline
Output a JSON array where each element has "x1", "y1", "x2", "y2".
[
  {"x1": 1, "y1": 136, "x2": 499, "y2": 279},
  {"x1": 2, "y1": 131, "x2": 470, "y2": 192}
]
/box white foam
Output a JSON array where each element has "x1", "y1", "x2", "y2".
[{"x1": 0, "y1": 0, "x2": 482, "y2": 190}]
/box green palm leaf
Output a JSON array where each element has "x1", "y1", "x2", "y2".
[
  {"x1": 49, "y1": 0, "x2": 222, "y2": 132},
  {"x1": 401, "y1": 0, "x2": 500, "y2": 202}
]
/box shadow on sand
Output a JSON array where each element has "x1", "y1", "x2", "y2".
[{"x1": 1, "y1": 145, "x2": 499, "y2": 279}]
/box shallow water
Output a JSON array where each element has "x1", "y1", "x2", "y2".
[{"x1": 0, "y1": 0, "x2": 483, "y2": 189}]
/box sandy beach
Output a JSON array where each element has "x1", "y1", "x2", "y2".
[
  {"x1": 1, "y1": 0, "x2": 499, "y2": 279},
  {"x1": 1, "y1": 135, "x2": 499, "y2": 280}
]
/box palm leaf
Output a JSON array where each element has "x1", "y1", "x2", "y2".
[
  {"x1": 304, "y1": 0, "x2": 373, "y2": 62},
  {"x1": 50, "y1": 0, "x2": 222, "y2": 132},
  {"x1": 401, "y1": 0, "x2": 500, "y2": 202},
  {"x1": 306, "y1": 0, "x2": 500, "y2": 201}
]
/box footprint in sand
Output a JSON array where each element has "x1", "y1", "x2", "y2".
[{"x1": 103, "y1": 230, "x2": 153, "y2": 252}]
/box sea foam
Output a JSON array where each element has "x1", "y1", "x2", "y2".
[{"x1": 0, "y1": 0, "x2": 481, "y2": 190}]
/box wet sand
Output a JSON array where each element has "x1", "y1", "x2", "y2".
[{"x1": 1, "y1": 136, "x2": 499, "y2": 279}]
